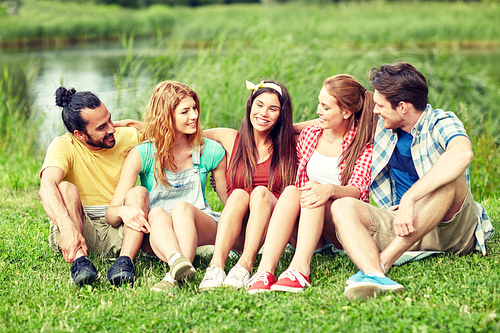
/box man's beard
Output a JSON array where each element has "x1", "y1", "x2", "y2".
[{"x1": 85, "y1": 132, "x2": 115, "y2": 149}]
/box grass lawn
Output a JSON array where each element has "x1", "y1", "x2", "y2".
[
  {"x1": 1, "y1": 1, "x2": 500, "y2": 331},
  {"x1": 0, "y1": 187, "x2": 498, "y2": 332}
]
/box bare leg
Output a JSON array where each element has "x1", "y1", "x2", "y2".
[
  {"x1": 380, "y1": 177, "x2": 469, "y2": 270},
  {"x1": 331, "y1": 197, "x2": 380, "y2": 274},
  {"x1": 322, "y1": 200, "x2": 343, "y2": 249},
  {"x1": 210, "y1": 189, "x2": 250, "y2": 269},
  {"x1": 54, "y1": 182, "x2": 86, "y2": 261},
  {"x1": 171, "y1": 201, "x2": 218, "y2": 262},
  {"x1": 288, "y1": 203, "x2": 327, "y2": 277},
  {"x1": 332, "y1": 177, "x2": 469, "y2": 276},
  {"x1": 237, "y1": 186, "x2": 278, "y2": 273},
  {"x1": 257, "y1": 186, "x2": 301, "y2": 274},
  {"x1": 148, "y1": 207, "x2": 182, "y2": 263},
  {"x1": 119, "y1": 186, "x2": 149, "y2": 260}
]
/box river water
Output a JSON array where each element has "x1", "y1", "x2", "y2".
[{"x1": 0, "y1": 39, "x2": 159, "y2": 148}]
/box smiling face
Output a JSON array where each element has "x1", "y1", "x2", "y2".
[
  {"x1": 373, "y1": 90, "x2": 404, "y2": 130},
  {"x1": 174, "y1": 96, "x2": 199, "y2": 136},
  {"x1": 250, "y1": 92, "x2": 281, "y2": 135},
  {"x1": 317, "y1": 86, "x2": 351, "y2": 131},
  {"x1": 78, "y1": 102, "x2": 116, "y2": 150}
]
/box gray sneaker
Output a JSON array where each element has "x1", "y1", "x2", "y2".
[
  {"x1": 151, "y1": 272, "x2": 177, "y2": 292},
  {"x1": 170, "y1": 255, "x2": 196, "y2": 281}
]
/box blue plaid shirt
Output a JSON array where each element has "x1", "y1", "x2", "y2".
[{"x1": 369, "y1": 104, "x2": 494, "y2": 255}]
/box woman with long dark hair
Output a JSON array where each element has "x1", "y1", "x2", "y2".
[{"x1": 199, "y1": 80, "x2": 298, "y2": 290}]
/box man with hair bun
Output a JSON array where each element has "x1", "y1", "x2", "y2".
[
  {"x1": 39, "y1": 87, "x2": 148, "y2": 286},
  {"x1": 330, "y1": 62, "x2": 494, "y2": 301}
]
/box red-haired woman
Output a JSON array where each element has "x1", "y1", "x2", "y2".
[{"x1": 106, "y1": 81, "x2": 228, "y2": 290}]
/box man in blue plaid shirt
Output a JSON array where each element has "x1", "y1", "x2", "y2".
[{"x1": 330, "y1": 62, "x2": 494, "y2": 301}]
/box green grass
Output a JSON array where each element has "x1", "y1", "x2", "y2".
[
  {"x1": 0, "y1": 189, "x2": 499, "y2": 332},
  {"x1": 1, "y1": 2, "x2": 500, "y2": 331}
]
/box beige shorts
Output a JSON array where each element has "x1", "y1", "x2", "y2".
[
  {"x1": 48, "y1": 207, "x2": 123, "y2": 258},
  {"x1": 365, "y1": 189, "x2": 478, "y2": 255}
]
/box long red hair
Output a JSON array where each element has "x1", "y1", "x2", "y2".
[{"x1": 143, "y1": 81, "x2": 204, "y2": 188}]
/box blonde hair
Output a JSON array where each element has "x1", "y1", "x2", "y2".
[{"x1": 143, "y1": 81, "x2": 203, "y2": 188}]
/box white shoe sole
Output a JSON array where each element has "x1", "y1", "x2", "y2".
[
  {"x1": 270, "y1": 285, "x2": 305, "y2": 293},
  {"x1": 344, "y1": 282, "x2": 404, "y2": 301}
]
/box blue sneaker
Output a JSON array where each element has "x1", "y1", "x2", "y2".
[
  {"x1": 344, "y1": 274, "x2": 404, "y2": 301},
  {"x1": 346, "y1": 270, "x2": 364, "y2": 286}
]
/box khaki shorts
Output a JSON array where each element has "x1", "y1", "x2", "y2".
[
  {"x1": 365, "y1": 189, "x2": 478, "y2": 255},
  {"x1": 48, "y1": 207, "x2": 123, "y2": 258}
]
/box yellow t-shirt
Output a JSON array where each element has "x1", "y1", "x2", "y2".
[{"x1": 41, "y1": 127, "x2": 141, "y2": 206}]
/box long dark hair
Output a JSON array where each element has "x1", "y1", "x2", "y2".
[
  {"x1": 323, "y1": 75, "x2": 377, "y2": 185},
  {"x1": 228, "y1": 80, "x2": 297, "y2": 192}
]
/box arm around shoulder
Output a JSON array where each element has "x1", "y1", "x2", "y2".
[
  {"x1": 113, "y1": 119, "x2": 146, "y2": 133},
  {"x1": 203, "y1": 128, "x2": 237, "y2": 153}
]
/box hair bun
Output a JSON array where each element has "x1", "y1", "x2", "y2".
[{"x1": 55, "y1": 87, "x2": 77, "y2": 107}]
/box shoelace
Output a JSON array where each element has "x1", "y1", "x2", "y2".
[
  {"x1": 205, "y1": 266, "x2": 223, "y2": 280},
  {"x1": 246, "y1": 271, "x2": 271, "y2": 288},
  {"x1": 228, "y1": 265, "x2": 248, "y2": 280},
  {"x1": 277, "y1": 268, "x2": 310, "y2": 287}
]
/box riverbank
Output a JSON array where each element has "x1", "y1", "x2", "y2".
[
  {"x1": 0, "y1": 0, "x2": 175, "y2": 49},
  {"x1": 2, "y1": 1, "x2": 500, "y2": 50}
]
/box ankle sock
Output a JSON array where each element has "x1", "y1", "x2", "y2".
[{"x1": 168, "y1": 252, "x2": 182, "y2": 267}]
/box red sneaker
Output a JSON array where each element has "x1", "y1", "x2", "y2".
[
  {"x1": 270, "y1": 268, "x2": 311, "y2": 292},
  {"x1": 246, "y1": 271, "x2": 277, "y2": 294}
]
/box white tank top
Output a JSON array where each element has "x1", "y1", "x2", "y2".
[{"x1": 306, "y1": 149, "x2": 341, "y2": 185}]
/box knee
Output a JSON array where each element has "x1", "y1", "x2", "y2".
[
  {"x1": 281, "y1": 185, "x2": 299, "y2": 199},
  {"x1": 58, "y1": 181, "x2": 80, "y2": 198},
  {"x1": 249, "y1": 186, "x2": 272, "y2": 205},
  {"x1": 124, "y1": 186, "x2": 149, "y2": 206},
  {"x1": 227, "y1": 189, "x2": 249, "y2": 205},
  {"x1": 148, "y1": 207, "x2": 171, "y2": 226},
  {"x1": 172, "y1": 200, "x2": 192, "y2": 214},
  {"x1": 331, "y1": 197, "x2": 359, "y2": 221}
]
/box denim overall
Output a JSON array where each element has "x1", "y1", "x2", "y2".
[{"x1": 149, "y1": 145, "x2": 220, "y2": 222}]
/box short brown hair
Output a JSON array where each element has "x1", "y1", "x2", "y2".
[{"x1": 369, "y1": 62, "x2": 428, "y2": 111}]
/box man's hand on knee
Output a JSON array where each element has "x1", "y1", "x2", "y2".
[{"x1": 393, "y1": 200, "x2": 416, "y2": 237}]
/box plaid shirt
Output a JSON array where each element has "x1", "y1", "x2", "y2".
[
  {"x1": 295, "y1": 124, "x2": 372, "y2": 202},
  {"x1": 369, "y1": 104, "x2": 494, "y2": 255}
]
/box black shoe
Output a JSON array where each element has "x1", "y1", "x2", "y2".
[
  {"x1": 71, "y1": 256, "x2": 98, "y2": 286},
  {"x1": 107, "y1": 256, "x2": 136, "y2": 286}
]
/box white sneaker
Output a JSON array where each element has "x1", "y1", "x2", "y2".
[
  {"x1": 223, "y1": 264, "x2": 250, "y2": 289},
  {"x1": 199, "y1": 265, "x2": 226, "y2": 291}
]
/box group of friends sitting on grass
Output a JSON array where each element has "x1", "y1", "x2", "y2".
[{"x1": 38, "y1": 61, "x2": 494, "y2": 301}]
